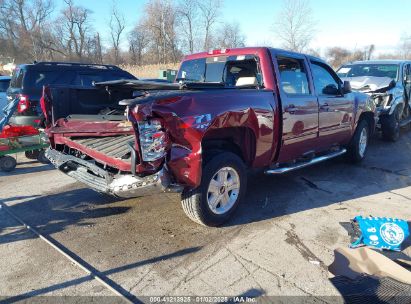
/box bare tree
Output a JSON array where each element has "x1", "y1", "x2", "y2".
[
  {"x1": 177, "y1": 0, "x2": 200, "y2": 53},
  {"x1": 0, "y1": 0, "x2": 54, "y2": 61},
  {"x1": 367, "y1": 44, "x2": 375, "y2": 60},
  {"x1": 109, "y1": 1, "x2": 126, "y2": 64},
  {"x1": 198, "y1": 0, "x2": 221, "y2": 51},
  {"x1": 216, "y1": 22, "x2": 246, "y2": 49},
  {"x1": 128, "y1": 24, "x2": 149, "y2": 65},
  {"x1": 326, "y1": 46, "x2": 364, "y2": 68},
  {"x1": 57, "y1": 0, "x2": 93, "y2": 61},
  {"x1": 273, "y1": 0, "x2": 316, "y2": 52},
  {"x1": 142, "y1": 0, "x2": 180, "y2": 64},
  {"x1": 398, "y1": 33, "x2": 411, "y2": 59},
  {"x1": 87, "y1": 32, "x2": 103, "y2": 64}
]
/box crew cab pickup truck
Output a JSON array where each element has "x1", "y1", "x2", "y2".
[{"x1": 43, "y1": 47, "x2": 376, "y2": 226}]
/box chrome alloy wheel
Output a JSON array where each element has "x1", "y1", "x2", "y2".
[
  {"x1": 207, "y1": 167, "x2": 240, "y2": 215},
  {"x1": 359, "y1": 127, "x2": 368, "y2": 158}
]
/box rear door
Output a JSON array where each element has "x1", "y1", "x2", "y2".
[
  {"x1": 272, "y1": 52, "x2": 319, "y2": 161},
  {"x1": 309, "y1": 60, "x2": 354, "y2": 143}
]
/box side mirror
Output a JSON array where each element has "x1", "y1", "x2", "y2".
[
  {"x1": 323, "y1": 84, "x2": 340, "y2": 95},
  {"x1": 342, "y1": 81, "x2": 352, "y2": 94}
]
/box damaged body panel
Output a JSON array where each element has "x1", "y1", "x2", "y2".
[
  {"x1": 338, "y1": 60, "x2": 411, "y2": 141},
  {"x1": 44, "y1": 47, "x2": 376, "y2": 226}
]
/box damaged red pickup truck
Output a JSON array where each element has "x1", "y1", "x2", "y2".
[{"x1": 43, "y1": 47, "x2": 376, "y2": 226}]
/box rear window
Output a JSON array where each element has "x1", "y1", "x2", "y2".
[
  {"x1": 10, "y1": 68, "x2": 24, "y2": 88},
  {"x1": 176, "y1": 55, "x2": 262, "y2": 87},
  {"x1": 24, "y1": 71, "x2": 70, "y2": 88},
  {"x1": 0, "y1": 79, "x2": 10, "y2": 92}
]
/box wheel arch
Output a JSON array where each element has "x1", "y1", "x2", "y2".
[
  {"x1": 201, "y1": 126, "x2": 256, "y2": 166},
  {"x1": 358, "y1": 111, "x2": 376, "y2": 136}
]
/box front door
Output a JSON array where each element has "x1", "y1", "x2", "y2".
[
  {"x1": 309, "y1": 60, "x2": 354, "y2": 145},
  {"x1": 273, "y1": 53, "x2": 319, "y2": 162}
]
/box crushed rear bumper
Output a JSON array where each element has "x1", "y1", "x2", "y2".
[{"x1": 46, "y1": 148, "x2": 183, "y2": 198}]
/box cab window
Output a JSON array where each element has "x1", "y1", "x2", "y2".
[
  {"x1": 311, "y1": 61, "x2": 341, "y2": 95},
  {"x1": 277, "y1": 57, "x2": 310, "y2": 95}
]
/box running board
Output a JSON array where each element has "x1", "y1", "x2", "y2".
[{"x1": 265, "y1": 149, "x2": 347, "y2": 175}]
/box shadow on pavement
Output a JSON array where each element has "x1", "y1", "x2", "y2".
[
  {"x1": 0, "y1": 188, "x2": 129, "y2": 245},
  {"x1": 3, "y1": 246, "x2": 201, "y2": 303},
  {"x1": 0, "y1": 163, "x2": 53, "y2": 177}
]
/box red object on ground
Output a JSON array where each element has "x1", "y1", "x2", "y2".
[{"x1": 0, "y1": 125, "x2": 39, "y2": 138}]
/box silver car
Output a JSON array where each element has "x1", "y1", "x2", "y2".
[
  {"x1": 0, "y1": 76, "x2": 11, "y2": 111},
  {"x1": 337, "y1": 60, "x2": 411, "y2": 141}
]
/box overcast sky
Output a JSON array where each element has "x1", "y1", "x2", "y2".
[{"x1": 56, "y1": 0, "x2": 410, "y2": 56}]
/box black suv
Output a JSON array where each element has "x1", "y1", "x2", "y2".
[{"x1": 7, "y1": 62, "x2": 136, "y2": 126}]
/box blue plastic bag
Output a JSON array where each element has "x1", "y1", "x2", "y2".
[{"x1": 350, "y1": 216, "x2": 409, "y2": 251}]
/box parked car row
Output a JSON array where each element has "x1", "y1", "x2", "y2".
[{"x1": 4, "y1": 48, "x2": 411, "y2": 226}]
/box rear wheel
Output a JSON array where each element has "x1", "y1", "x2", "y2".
[
  {"x1": 181, "y1": 152, "x2": 247, "y2": 226},
  {"x1": 347, "y1": 119, "x2": 370, "y2": 163},
  {"x1": 0, "y1": 156, "x2": 17, "y2": 172}
]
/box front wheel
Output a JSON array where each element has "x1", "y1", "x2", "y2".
[
  {"x1": 347, "y1": 119, "x2": 370, "y2": 163},
  {"x1": 181, "y1": 152, "x2": 247, "y2": 226},
  {"x1": 381, "y1": 109, "x2": 400, "y2": 142},
  {"x1": 0, "y1": 156, "x2": 17, "y2": 172}
]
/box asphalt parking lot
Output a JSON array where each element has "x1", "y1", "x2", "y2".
[{"x1": 1, "y1": 131, "x2": 411, "y2": 303}]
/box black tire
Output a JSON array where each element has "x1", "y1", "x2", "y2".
[
  {"x1": 381, "y1": 110, "x2": 400, "y2": 142},
  {"x1": 36, "y1": 150, "x2": 50, "y2": 164},
  {"x1": 181, "y1": 152, "x2": 247, "y2": 226},
  {"x1": 347, "y1": 119, "x2": 370, "y2": 163},
  {"x1": 25, "y1": 149, "x2": 40, "y2": 160},
  {"x1": 0, "y1": 156, "x2": 17, "y2": 172}
]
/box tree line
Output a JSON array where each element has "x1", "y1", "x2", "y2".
[
  {"x1": 0, "y1": 0, "x2": 246, "y2": 65},
  {"x1": 0, "y1": 0, "x2": 409, "y2": 67}
]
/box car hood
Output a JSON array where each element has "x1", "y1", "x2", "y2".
[{"x1": 342, "y1": 76, "x2": 395, "y2": 93}]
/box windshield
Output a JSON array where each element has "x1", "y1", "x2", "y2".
[
  {"x1": 337, "y1": 64, "x2": 399, "y2": 80},
  {"x1": 0, "y1": 79, "x2": 10, "y2": 92},
  {"x1": 176, "y1": 55, "x2": 262, "y2": 87}
]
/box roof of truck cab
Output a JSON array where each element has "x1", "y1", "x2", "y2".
[
  {"x1": 16, "y1": 62, "x2": 126, "y2": 72},
  {"x1": 345, "y1": 60, "x2": 411, "y2": 65},
  {"x1": 183, "y1": 47, "x2": 326, "y2": 64}
]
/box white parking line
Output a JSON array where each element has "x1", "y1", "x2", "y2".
[{"x1": 0, "y1": 203, "x2": 140, "y2": 304}]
